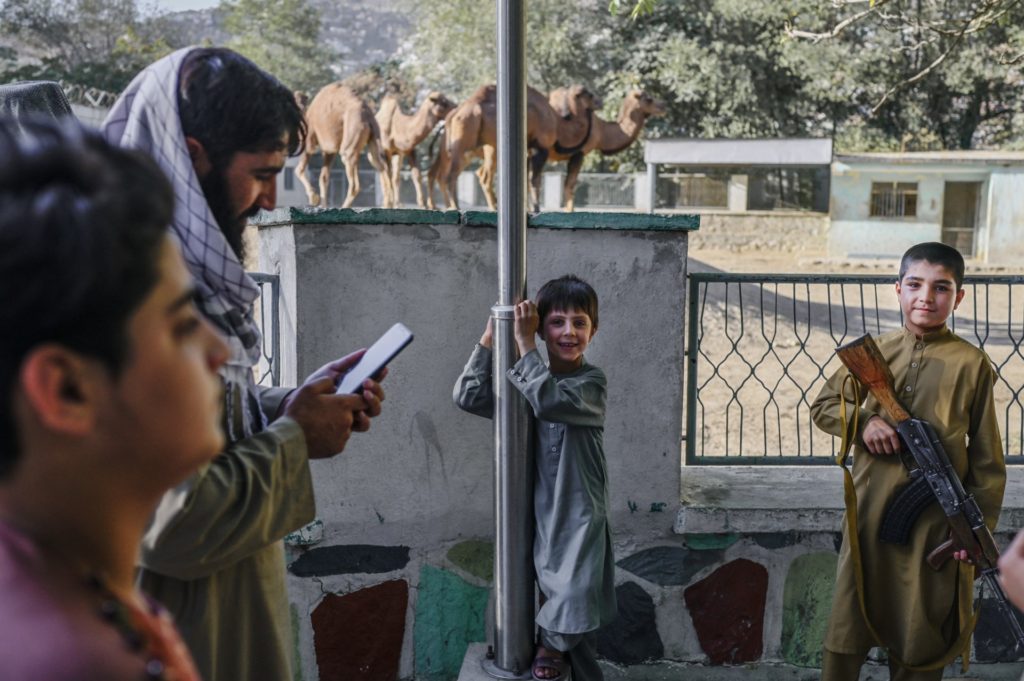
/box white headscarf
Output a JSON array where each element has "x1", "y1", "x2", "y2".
[{"x1": 102, "y1": 47, "x2": 267, "y2": 439}]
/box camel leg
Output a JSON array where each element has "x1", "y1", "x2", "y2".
[
  {"x1": 477, "y1": 145, "x2": 496, "y2": 210},
  {"x1": 407, "y1": 150, "x2": 426, "y2": 209},
  {"x1": 341, "y1": 151, "x2": 360, "y2": 209},
  {"x1": 389, "y1": 153, "x2": 403, "y2": 207},
  {"x1": 564, "y1": 151, "x2": 585, "y2": 213},
  {"x1": 295, "y1": 152, "x2": 321, "y2": 206},
  {"x1": 366, "y1": 139, "x2": 394, "y2": 208},
  {"x1": 528, "y1": 147, "x2": 548, "y2": 213},
  {"x1": 446, "y1": 151, "x2": 462, "y2": 210},
  {"x1": 319, "y1": 152, "x2": 336, "y2": 207}
]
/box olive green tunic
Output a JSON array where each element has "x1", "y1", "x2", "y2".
[
  {"x1": 138, "y1": 386, "x2": 315, "y2": 681},
  {"x1": 454, "y1": 346, "x2": 617, "y2": 634},
  {"x1": 811, "y1": 326, "x2": 1005, "y2": 664}
]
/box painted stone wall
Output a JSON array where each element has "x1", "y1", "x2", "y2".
[{"x1": 256, "y1": 209, "x2": 697, "y2": 680}]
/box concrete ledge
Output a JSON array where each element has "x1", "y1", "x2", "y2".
[
  {"x1": 254, "y1": 207, "x2": 700, "y2": 231},
  {"x1": 676, "y1": 466, "x2": 1024, "y2": 535},
  {"x1": 458, "y1": 642, "x2": 1024, "y2": 680}
]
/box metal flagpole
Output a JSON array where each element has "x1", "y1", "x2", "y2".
[{"x1": 484, "y1": 0, "x2": 533, "y2": 677}]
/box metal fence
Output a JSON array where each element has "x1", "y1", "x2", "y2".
[
  {"x1": 686, "y1": 273, "x2": 1024, "y2": 465},
  {"x1": 250, "y1": 273, "x2": 280, "y2": 387}
]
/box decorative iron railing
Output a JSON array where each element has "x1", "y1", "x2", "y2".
[
  {"x1": 686, "y1": 273, "x2": 1024, "y2": 465},
  {"x1": 250, "y1": 273, "x2": 280, "y2": 387}
]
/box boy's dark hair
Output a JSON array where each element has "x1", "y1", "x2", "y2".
[
  {"x1": 536, "y1": 275, "x2": 599, "y2": 330},
  {"x1": 899, "y1": 242, "x2": 966, "y2": 290},
  {"x1": 177, "y1": 48, "x2": 306, "y2": 169},
  {"x1": 0, "y1": 116, "x2": 173, "y2": 478}
]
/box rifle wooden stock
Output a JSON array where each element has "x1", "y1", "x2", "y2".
[{"x1": 835, "y1": 335, "x2": 911, "y2": 423}]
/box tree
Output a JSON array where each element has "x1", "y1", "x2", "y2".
[
  {"x1": 786, "y1": 0, "x2": 1024, "y2": 148},
  {"x1": 220, "y1": 0, "x2": 335, "y2": 92},
  {"x1": 0, "y1": 0, "x2": 179, "y2": 92}
]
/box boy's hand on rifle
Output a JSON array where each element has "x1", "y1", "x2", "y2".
[
  {"x1": 513, "y1": 300, "x2": 540, "y2": 355},
  {"x1": 862, "y1": 415, "x2": 902, "y2": 455}
]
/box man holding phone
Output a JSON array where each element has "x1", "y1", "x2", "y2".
[{"x1": 103, "y1": 48, "x2": 386, "y2": 681}]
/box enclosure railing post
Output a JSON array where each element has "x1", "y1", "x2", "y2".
[{"x1": 486, "y1": 0, "x2": 533, "y2": 677}]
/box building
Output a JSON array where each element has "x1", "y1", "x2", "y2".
[{"x1": 829, "y1": 151, "x2": 1024, "y2": 263}]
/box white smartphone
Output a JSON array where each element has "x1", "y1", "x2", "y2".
[{"x1": 335, "y1": 323, "x2": 414, "y2": 394}]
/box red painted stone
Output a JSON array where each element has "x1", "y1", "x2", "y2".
[
  {"x1": 683, "y1": 558, "x2": 768, "y2": 665},
  {"x1": 312, "y1": 580, "x2": 409, "y2": 681}
]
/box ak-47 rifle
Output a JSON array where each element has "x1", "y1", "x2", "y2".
[{"x1": 836, "y1": 333, "x2": 1024, "y2": 649}]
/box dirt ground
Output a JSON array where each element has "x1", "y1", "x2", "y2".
[{"x1": 686, "y1": 247, "x2": 1024, "y2": 462}]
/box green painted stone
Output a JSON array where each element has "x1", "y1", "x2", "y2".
[
  {"x1": 290, "y1": 603, "x2": 304, "y2": 681},
  {"x1": 447, "y1": 540, "x2": 493, "y2": 582},
  {"x1": 414, "y1": 565, "x2": 489, "y2": 681},
  {"x1": 461, "y1": 210, "x2": 699, "y2": 231},
  {"x1": 683, "y1": 533, "x2": 740, "y2": 550},
  {"x1": 255, "y1": 206, "x2": 461, "y2": 226},
  {"x1": 255, "y1": 207, "x2": 699, "y2": 232},
  {"x1": 781, "y1": 552, "x2": 837, "y2": 668}
]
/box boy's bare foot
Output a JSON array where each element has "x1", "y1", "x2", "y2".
[{"x1": 531, "y1": 646, "x2": 567, "y2": 681}]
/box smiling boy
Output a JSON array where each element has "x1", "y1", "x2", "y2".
[
  {"x1": 454, "y1": 275, "x2": 616, "y2": 681},
  {"x1": 811, "y1": 242, "x2": 1005, "y2": 680}
]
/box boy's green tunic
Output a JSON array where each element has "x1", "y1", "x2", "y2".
[
  {"x1": 454, "y1": 346, "x2": 617, "y2": 634},
  {"x1": 811, "y1": 327, "x2": 1005, "y2": 664}
]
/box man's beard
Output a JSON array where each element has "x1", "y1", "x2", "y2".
[{"x1": 200, "y1": 168, "x2": 258, "y2": 263}]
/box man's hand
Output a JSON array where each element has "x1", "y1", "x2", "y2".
[
  {"x1": 280, "y1": 350, "x2": 386, "y2": 459},
  {"x1": 861, "y1": 415, "x2": 901, "y2": 455},
  {"x1": 999, "y1": 531, "x2": 1024, "y2": 610},
  {"x1": 513, "y1": 300, "x2": 539, "y2": 356}
]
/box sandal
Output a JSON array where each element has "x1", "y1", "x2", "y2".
[{"x1": 531, "y1": 653, "x2": 568, "y2": 681}]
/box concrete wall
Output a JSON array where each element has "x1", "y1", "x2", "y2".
[
  {"x1": 685, "y1": 212, "x2": 828, "y2": 256},
  {"x1": 255, "y1": 208, "x2": 698, "y2": 680},
  {"x1": 985, "y1": 170, "x2": 1024, "y2": 265}
]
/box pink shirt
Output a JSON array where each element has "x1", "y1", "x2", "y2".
[{"x1": 0, "y1": 519, "x2": 200, "y2": 680}]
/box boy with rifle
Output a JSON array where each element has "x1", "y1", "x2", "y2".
[{"x1": 811, "y1": 242, "x2": 1006, "y2": 681}]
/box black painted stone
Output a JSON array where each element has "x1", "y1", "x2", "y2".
[
  {"x1": 616, "y1": 545, "x2": 724, "y2": 586},
  {"x1": 289, "y1": 544, "x2": 410, "y2": 577},
  {"x1": 973, "y1": 597, "x2": 1024, "y2": 663},
  {"x1": 595, "y1": 582, "x2": 664, "y2": 665}
]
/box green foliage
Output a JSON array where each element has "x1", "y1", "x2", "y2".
[
  {"x1": 221, "y1": 0, "x2": 335, "y2": 92},
  {"x1": 0, "y1": 0, "x2": 178, "y2": 92},
  {"x1": 402, "y1": 0, "x2": 1024, "y2": 165}
]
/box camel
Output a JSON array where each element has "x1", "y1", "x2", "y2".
[
  {"x1": 376, "y1": 90, "x2": 455, "y2": 208},
  {"x1": 295, "y1": 82, "x2": 396, "y2": 209},
  {"x1": 427, "y1": 84, "x2": 596, "y2": 211},
  {"x1": 550, "y1": 89, "x2": 666, "y2": 211}
]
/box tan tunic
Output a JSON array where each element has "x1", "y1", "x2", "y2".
[
  {"x1": 138, "y1": 386, "x2": 315, "y2": 681},
  {"x1": 811, "y1": 326, "x2": 1005, "y2": 663}
]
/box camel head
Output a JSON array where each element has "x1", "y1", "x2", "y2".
[
  {"x1": 550, "y1": 85, "x2": 602, "y2": 121},
  {"x1": 425, "y1": 91, "x2": 456, "y2": 121},
  {"x1": 624, "y1": 89, "x2": 666, "y2": 120}
]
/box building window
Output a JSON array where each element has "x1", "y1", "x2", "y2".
[
  {"x1": 284, "y1": 167, "x2": 295, "y2": 191},
  {"x1": 870, "y1": 182, "x2": 917, "y2": 218}
]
